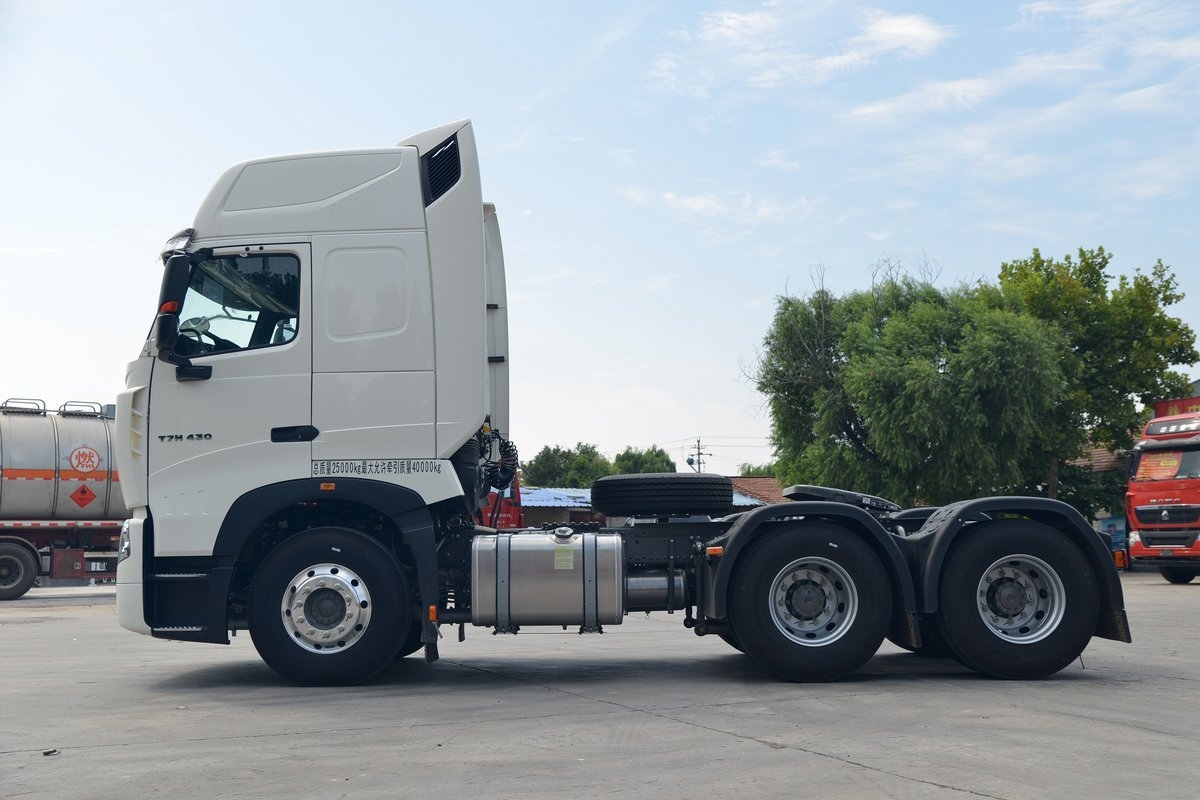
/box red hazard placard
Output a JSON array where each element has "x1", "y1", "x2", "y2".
[{"x1": 70, "y1": 484, "x2": 97, "y2": 508}]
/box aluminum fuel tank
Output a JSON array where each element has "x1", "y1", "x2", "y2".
[
  {"x1": 471, "y1": 529, "x2": 624, "y2": 628},
  {"x1": 0, "y1": 399, "x2": 129, "y2": 520}
]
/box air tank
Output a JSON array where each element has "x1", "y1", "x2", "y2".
[{"x1": 0, "y1": 399, "x2": 129, "y2": 520}]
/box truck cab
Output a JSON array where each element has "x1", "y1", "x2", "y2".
[
  {"x1": 116, "y1": 121, "x2": 509, "y2": 644},
  {"x1": 1126, "y1": 413, "x2": 1200, "y2": 583}
]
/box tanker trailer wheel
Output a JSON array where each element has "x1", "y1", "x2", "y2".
[
  {"x1": 934, "y1": 520, "x2": 1099, "y2": 679},
  {"x1": 728, "y1": 523, "x2": 892, "y2": 681},
  {"x1": 590, "y1": 473, "x2": 733, "y2": 518},
  {"x1": 0, "y1": 544, "x2": 38, "y2": 601},
  {"x1": 248, "y1": 528, "x2": 412, "y2": 685},
  {"x1": 1159, "y1": 567, "x2": 1197, "y2": 584}
]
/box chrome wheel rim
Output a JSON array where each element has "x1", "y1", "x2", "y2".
[
  {"x1": 974, "y1": 554, "x2": 1065, "y2": 644},
  {"x1": 280, "y1": 563, "x2": 372, "y2": 654},
  {"x1": 769, "y1": 556, "x2": 858, "y2": 647}
]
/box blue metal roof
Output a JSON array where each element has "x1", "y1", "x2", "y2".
[
  {"x1": 520, "y1": 487, "x2": 594, "y2": 508},
  {"x1": 519, "y1": 487, "x2": 764, "y2": 509}
]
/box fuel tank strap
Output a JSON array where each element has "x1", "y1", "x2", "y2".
[{"x1": 583, "y1": 533, "x2": 597, "y2": 630}]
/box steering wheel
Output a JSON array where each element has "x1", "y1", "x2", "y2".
[{"x1": 178, "y1": 317, "x2": 235, "y2": 353}]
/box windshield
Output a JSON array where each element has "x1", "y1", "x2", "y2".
[
  {"x1": 1131, "y1": 448, "x2": 1200, "y2": 482},
  {"x1": 174, "y1": 254, "x2": 300, "y2": 356}
]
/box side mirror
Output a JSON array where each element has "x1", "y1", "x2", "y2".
[
  {"x1": 155, "y1": 312, "x2": 179, "y2": 361},
  {"x1": 154, "y1": 253, "x2": 211, "y2": 382}
]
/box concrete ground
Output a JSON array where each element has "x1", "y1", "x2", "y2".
[{"x1": 1, "y1": 570, "x2": 1195, "y2": 800}]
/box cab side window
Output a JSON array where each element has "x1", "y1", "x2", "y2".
[{"x1": 176, "y1": 254, "x2": 300, "y2": 355}]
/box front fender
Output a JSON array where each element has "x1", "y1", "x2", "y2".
[{"x1": 212, "y1": 478, "x2": 441, "y2": 652}]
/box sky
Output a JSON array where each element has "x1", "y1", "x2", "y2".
[{"x1": 1, "y1": 1, "x2": 1198, "y2": 476}]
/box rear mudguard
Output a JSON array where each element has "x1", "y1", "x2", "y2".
[
  {"x1": 707, "y1": 501, "x2": 917, "y2": 620},
  {"x1": 904, "y1": 496, "x2": 1131, "y2": 643}
]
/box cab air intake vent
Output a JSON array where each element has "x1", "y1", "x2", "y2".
[{"x1": 420, "y1": 135, "x2": 461, "y2": 206}]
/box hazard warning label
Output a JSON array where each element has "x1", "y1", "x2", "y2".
[{"x1": 70, "y1": 485, "x2": 97, "y2": 508}]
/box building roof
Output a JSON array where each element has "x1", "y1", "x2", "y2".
[
  {"x1": 1072, "y1": 446, "x2": 1126, "y2": 473},
  {"x1": 729, "y1": 476, "x2": 789, "y2": 504}
]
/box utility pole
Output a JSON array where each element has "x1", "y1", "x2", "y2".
[{"x1": 685, "y1": 437, "x2": 711, "y2": 473}]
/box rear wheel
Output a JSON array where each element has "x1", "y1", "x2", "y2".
[
  {"x1": 728, "y1": 523, "x2": 892, "y2": 681},
  {"x1": 1159, "y1": 566, "x2": 1198, "y2": 584},
  {"x1": 935, "y1": 521, "x2": 1098, "y2": 679},
  {"x1": 249, "y1": 528, "x2": 411, "y2": 685},
  {"x1": 0, "y1": 544, "x2": 38, "y2": 601}
]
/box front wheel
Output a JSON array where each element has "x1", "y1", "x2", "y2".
[
  {"x1": 728, "y1": 523, "x2": 892, "y2": 681},
  {"x1": 1159, "y1": 566, "x2": 1198, "y2": 584},
  {"x1": 249, "y1": 528, "x2": 412, "y2": 685},
  {"x1": 935, "y1": 521, "x2": 1099, "y2": 679}
]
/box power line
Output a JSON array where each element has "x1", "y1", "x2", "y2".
[{"x1": 685, "y1": 437, "x2": 712, "y2": 472}]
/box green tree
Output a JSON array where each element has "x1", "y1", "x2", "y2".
[
  {"x1": 738, "y1": 462, "x2": 777, "y2": 477},
  {"x1": 757, "y1": 275, "x2": 1067, "y2": 506},
  {"x1": 613, "y1": 445, "x2": 676, "y2": 474},
  {"x1": 522, "y1": 443, "x2": 615, "y2": 487},
  {"x1": 999, "y1": 247, "x2": 1198, "y2": 498}
]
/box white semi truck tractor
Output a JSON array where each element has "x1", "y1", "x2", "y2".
[{"x1": 114, "y1": 120, "x2": 1131, "y2": 685}]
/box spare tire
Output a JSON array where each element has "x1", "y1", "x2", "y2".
[{"x1": 591, "y1": 473, "x2": 734, "y2": 517}]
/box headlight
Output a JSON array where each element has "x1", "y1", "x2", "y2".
[
  {"x1": 1128, "y1": 530, "x2": 1140, "y2": 545},
  {"x1": 118, "y1": 520, "x2": 132, "y2": 562}
]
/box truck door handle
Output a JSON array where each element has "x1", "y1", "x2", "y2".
[{"x1": 271, "y1": 425, "x2": 319, "y2": 443}]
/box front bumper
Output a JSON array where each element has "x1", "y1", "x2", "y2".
[{"x1": 116, "y1": 516, "x2": 150, "y2": 635}]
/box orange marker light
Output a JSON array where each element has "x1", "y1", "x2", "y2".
[
  {"x1": 427, "y1": 604, "x2": 438, "y2": 622},
  {"x1": 319, "y1": 482, "x2": 336, "y2": 491},
  {"x1": 159, "y1": 301, "x2": 180, "y2": 313},
  {"x1": 706, "y1": 546, "x2": 724, "y2": 558}
]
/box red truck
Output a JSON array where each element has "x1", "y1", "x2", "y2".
[
  {"x1": 1126, "y1": 411, "x2": 1200, "y2": 583},
  {"x1": 0, "y1": 398, "x2": 128, "y2": 599}
]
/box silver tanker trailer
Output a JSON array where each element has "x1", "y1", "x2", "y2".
[{"x1": 0, "y1": 398, "x2": 129, "y2": 599}]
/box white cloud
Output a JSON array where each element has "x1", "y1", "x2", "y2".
[
  {"x1": 696, "y1": 10, "x2": 780, "y2": 49},
  {"x1": 625, "y1": 186, "x2": 813, "y2": 229},
  {"x1": 757, "y1": 149, "x2": 804, "y2": 170},
  {"x1": 610, "y1": 148, "x2": 638, "y2": 166},
  {"x1": 663, "y1": 191, "x2": 727, "y2": 217},
  {"x1": 853, "y1": 10, "x2": 952, "y2": 59},
  {"x1": 0, "y1": 245, "x2": 63, "y2": 256},
  {"x1": 650, "y1": 6, "x2": 950, "y2": 96}
]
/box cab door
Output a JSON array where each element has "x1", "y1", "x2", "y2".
[{"x1": 147, "y1": 245, "x2": 311, "y2": 557}]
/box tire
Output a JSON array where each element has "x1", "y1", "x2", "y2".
[
  {"x1": 1159, "y1": 567, "x2": 1198, "y2": 584},
  {"x1": 887, "y1": 620, "x2": 953, "y2": 659},
  {"x1": 716, "y1": 630, "x2": 745, "y2": 653},
  {"x1": 394, "y1": 615, "x2": 425, "y2": 659},
  {"x1": 0, "y1": 543, "x2": 38, "y2": 601},
  {"x1": 249, "y1": 528, "x2": 412, "y2": 685},
  {"x1": 935, "y1": 520, "x2": 1099, "y2": 680},
  {"x1": 728, "y1": 522, "x2": 892, "y2": 682},
  {"x1": 591, "y1": 473, "x2": 733, "y2": 517}
]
